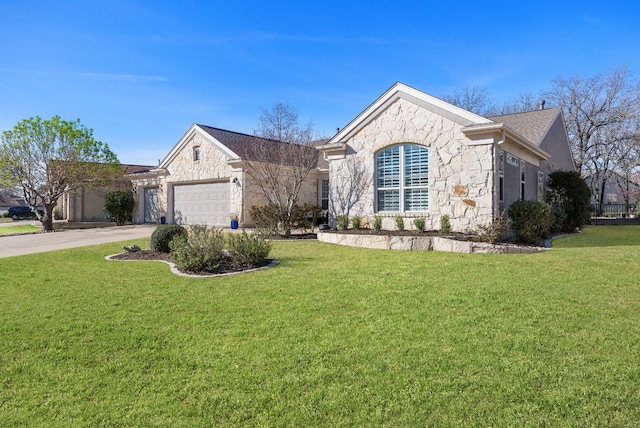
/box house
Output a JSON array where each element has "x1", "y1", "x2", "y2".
[
  {"x1": 584, "y1": 170, "x2": 640, "y2": 206},
  {"x1": 128, "y1": 124, "x2": 329, "y2": 226},
  {"x1": 58, "y1": 164, "x2": 155, "y2": 222},
  {"x1": 320, "y1": 82, "x2": 576, "y2": 232}
]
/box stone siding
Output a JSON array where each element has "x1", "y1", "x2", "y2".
[
  {"x1": 330, "y1": 97, "x2": 494, "y2": 233},
  {"x1": 318, "y1": 232, "x2": 545, "y2": 254}
]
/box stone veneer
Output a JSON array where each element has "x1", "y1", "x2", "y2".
[
  {"x1": 317, "y1": 231, "x2": 546, "y2": 254},
  {"x1": 329, "y1": 97, "x2": 495, "y2": 232}
]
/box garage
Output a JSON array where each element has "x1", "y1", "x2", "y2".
[{"x1": 173, "y1": 181, "x2": 230, "y2": 226}]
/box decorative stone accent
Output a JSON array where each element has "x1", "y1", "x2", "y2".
[
  {"x1": 453, "y1": 185, "x2": 468, "y2": 196},
  {"x1": 317, "y1": 232, "x2": 546, "y2": 254},
  {"x1": 462, "y1": 199, "x2": 476, "y2": 207}
]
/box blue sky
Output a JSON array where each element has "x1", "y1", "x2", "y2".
[{"x1": 2, "y1": 1, "x2": 639, "y2": 166}]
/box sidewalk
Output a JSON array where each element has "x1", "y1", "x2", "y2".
[{"x1": 0, "y1": 225, "x2": 156, "y2": 258}]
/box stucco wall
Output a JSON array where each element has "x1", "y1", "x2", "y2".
[{"x1": 329, "y1": 98, "x2": 495, "y2": 232}]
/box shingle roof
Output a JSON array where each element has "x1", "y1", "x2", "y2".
[
  {"x1": 196, "y1": 124, "x2": 325, "y2": 169},
  {"x1": 489, "y1": 108, "x2": 560, "y2": 147}
]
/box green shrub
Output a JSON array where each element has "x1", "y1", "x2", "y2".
[
  {"x1": 150, "y1": 224, "x2": 188, "y2": 253},
  {"x1": 227, "y1": 230, "x2": 272, "y2": 267},
  {"x1": 413, "y1": 217, "x2": 426, "y2": 232},
  {"x1": 351, "y1": 215, "x2": 361, "y2": 230},
  {"x1": 169, "y1": 225, "x2": 225, "y2": 272},
  {"x1": 104, "y1": 190, "x2": 135, "y2": 226},
  {"x1": 477, "y1": 211, "x2": 510, "y2": 244},
  {"x1": 250, "y1": 204, "x2": 280, "y2": 237},
  {"x1": 395, "y1": 215, "x2": 405, "y2": 231},
  {"x1": 373, "y1": 215, "x2": 382, "y2": 231},
  {"x1": 337, "y1": 215, "x2": 349, "y2": 230},
  {"x1": 508, "y1": 200, "x2": 553, "y2": 244},
  {"x1": 291, "y1": 204, "x2": 322, "y2": 232},
  {"x1": 545, "y1": 170, "x2": 591, "y2": 232},
  {"x1": 440, "y1": 215, "x2": 451, "y2": 234}
]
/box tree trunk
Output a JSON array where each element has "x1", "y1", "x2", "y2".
[{"x1": 41, "y1": 204, "x2": 55, "y2": 231}]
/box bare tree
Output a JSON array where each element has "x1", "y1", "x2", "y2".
[
  {"x1": 442, "y1": 86, "x2": 497, "y2": 116},
  {"x1": 0, "y1": 187, "x2": 14, "y2": 206},
  {"x1": 0, "y1": 116, "x2": 121, "y2": 231},
  {"x1": 330, "y1": 153, "x2": 370, "y2": 222},
  {"x1": 495, "y1": 91, "x2": 541, "y2": 115},
  {"x1": 544, "y1": 66, "x2": 640, "y2": 183},
  {"x1": 245, "y1": 103, "x2": 319, "y2": 237}
]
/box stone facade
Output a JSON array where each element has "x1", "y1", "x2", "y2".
[
  {"x1": 317, "y1": 231, "x2": 546, "y2": 254},
  {"x1": 328, "y1": 97, "x2": 495, "y2": 232}
]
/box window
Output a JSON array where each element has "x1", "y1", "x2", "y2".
[
  {"x1": 376, "y1": 144, "x2": 428, "y2": 212},
  {"x1": 321, "y1": 179, "x2": 329, "y2": 211},
  {"x1": 520, "y1": 160, "x2": 526, "y2": 200},
  {"x1": 538, "y1": 171, "x2": 545, "y2": 201},
  {"x1": 193, "y1": 146, "x2": 201, "y2": 161},
  {"x1": 498, "y1": 150, "x2": 505, "y2": 202},
  {"x1": 606, "y1": 193, "x2": 617, "y2": 203}
]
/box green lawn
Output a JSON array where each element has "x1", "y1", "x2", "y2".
[
  {"x1": 0, "y1": 224, "x2": 41, "y2": 235},
  {"x1": 1, "y1": 226, "x2": 640, "y2": 426}
]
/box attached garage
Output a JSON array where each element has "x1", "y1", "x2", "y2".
[{"x1": 173, "y1": 181, "x2": 230, "y2": 226}]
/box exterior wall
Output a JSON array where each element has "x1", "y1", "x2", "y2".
[
  {"x1": 163, "y1": 133, "x2": 236, "y2": 224},
  {"x1": 60, "y1": 184, "x2": 133, "y2": 222},
  {"x1": 539, "y1": 117, "x2": 576, "y2": 174},
  {"x1": 329, "y1": 98, "x2": 495, "y2": 232}
]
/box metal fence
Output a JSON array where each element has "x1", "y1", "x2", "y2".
[{"x1": 591, "y1": 203, "x2": 640, "y2": 225}]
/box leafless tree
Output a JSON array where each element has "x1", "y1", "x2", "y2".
[
  {"x1": 0, "y1": 187, "x2": 14, "y2": 206},
  {"x1": 442, "y1": 86, "x2": 497, "y2": 116},
  {"x1": 245, "y1": 103, "x2": 319, "y2": 237},
  {"x1": 544, "y1": 66, "x2": 640, "y2": 186},
  {"x1": 329, "y1": 152, "x2": 370, "y2": 223},
  {"x1": 495, "y1": 91, "x2": 541, "y2": 115}
]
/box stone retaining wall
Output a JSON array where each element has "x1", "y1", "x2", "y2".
[{"x1": 317, "y1": 232, "x2": 546, "y2": 254}]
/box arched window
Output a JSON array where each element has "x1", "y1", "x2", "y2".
[{"x1": 376, "y1": 144, "x2": 429, "y2": 212}]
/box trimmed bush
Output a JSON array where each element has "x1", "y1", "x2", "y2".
[
  {"x1": 250, "y1": 204, "x2": 280, "y2": 237},
  {"x1": 150, "y1": 224, "x2": 188, "y2": 253},
  {"x1": 104, "y1": 190, "x2": 135, "y2": 226},
  {"x1": 227, "y1": 230, "x2": 272, "y2": 267},
  {"x1": 337, "y1": 215, "x2": 349, "y2": 230},
  {"x1": 395, "y1": 215, "x2": 405, "y2": 231},
  {"x1": 373, "y1": 215, "x2": 382, "y2": 231},
  {"x1": 440, "y1": 215, "x2": 451, "y2": 234},
  {"x1": 508, "y1": 200, "x2": 553, "y2": 244},
  {"x1": 169, "y1": 225, "x2": 225, "y2": 272},
  {"x1": 413, "y1": 217, "x2": 426, "y2": 232},
  {"x1": 477, "y1": 210, "x2": 510, "y2": 244},
  {"x1": 545, "y1": 170, "x2": 591, "y2": 232},
  {"x1": 351, "y1": 215, "x2": 362, "y2": 230}
]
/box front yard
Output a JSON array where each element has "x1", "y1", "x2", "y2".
[{"x1": 1, "y1": 226, "x2": 639, "y2": 426}]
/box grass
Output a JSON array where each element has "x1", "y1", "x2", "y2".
[
  {"x1": 0, "y1": 224, "x2": 41, "y2": 235},
  {"x1": 1, "y1": 226, "x2": 640, "y2": 426}
]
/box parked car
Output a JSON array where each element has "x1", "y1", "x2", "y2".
[{"x1": 7, "y1": 206, "x2": 42, "y2": 220}]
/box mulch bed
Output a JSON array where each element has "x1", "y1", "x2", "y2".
[{"x1": 110, "y1": 250, "x2": 270, "y2": 276}]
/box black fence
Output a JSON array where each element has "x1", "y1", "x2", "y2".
[{"x1": 591, "y1": 203, "x2": 640, "y2": 225}]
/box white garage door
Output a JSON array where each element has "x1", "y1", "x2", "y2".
[{"x1": 173, "y1": 182, "x2": 230, "y2": 226}]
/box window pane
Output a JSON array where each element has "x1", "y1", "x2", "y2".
[
  {"x1": 321, "y1": 179, "x2": 329, "y2": 199},
  {"x1": 404, "y1": 145, "x2": 429, "y2": 187},
  {"x1": 377, "y1": 146, "x2": 400, "y2": 188},
  {"x1": 378, "y1": 190, "x2": 399, "y2": 211},
  {"x1": 404, "y1": 189, "x2": 429, "y2": 211}
]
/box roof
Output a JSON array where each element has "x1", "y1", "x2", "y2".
[
  {"x1": 196, "y1": 124, "x2": 324, "y2": 169},
  {"x1": 489, "y1": 108, "x2": 561, "y2": 147}
]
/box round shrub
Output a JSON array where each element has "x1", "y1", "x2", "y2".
[
  {"x1": 150, "y1": 224, "x2": 187, "y2": 253},
  {"x1": 545, "y1": 170, "x2": 591, "y2": 233},
  {"x1": 104, "y1": 190, "x2": 135, "y2": 226},
  {"x1": 508, "y1": 200, "x2": 553, "y2": 244}
]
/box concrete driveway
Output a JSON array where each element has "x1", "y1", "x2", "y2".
[{"x1": 0, "y1": 225, "x2": 155, "y2": 258}]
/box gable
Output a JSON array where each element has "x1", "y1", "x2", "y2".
[{"x1": 328, "y1": 82, "x2": 491, "y2": 145}]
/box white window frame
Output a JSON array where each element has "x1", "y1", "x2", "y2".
[
  {"x1": 520, "y1": 160, "x2": 526, "y2": 200},
  {"x1": 375, "y1": 144, "x2": 429, "y2": 213},
  {"x1": 320, "y1": 179, "x2": 329, "y2": 211},
  {"x1": 498, "y1": 150, "x2": 505, "y2": 203},
  {"x1": 193, "y1": 146, "x2": 201, "y2": 162}
]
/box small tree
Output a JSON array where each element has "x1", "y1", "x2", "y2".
[
  {"x1": 545, "y1": 170, "x2": 591, "y2": 232},
  {"x1": 244, "y1": 103, "x2": 319, "y2": 237},
  {"x1": 0, "y1": 116, "x2": 120, "y2": 231},
  {"x1": 104, "y1": 190, "x2": 135, "y2": 226}
]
